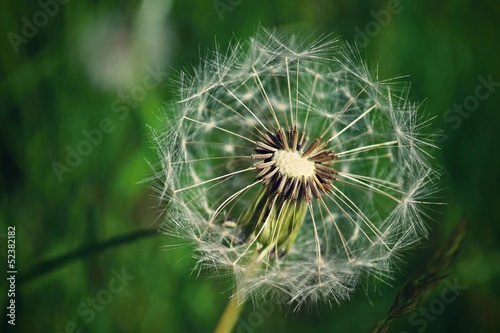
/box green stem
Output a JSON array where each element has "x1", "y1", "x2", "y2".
[
  {"x1": 213, "y1": 295, "x2": 246, "y2": 333},
  {"x1": 19, "y1": 229, "x2": 158, "y2": 284}
]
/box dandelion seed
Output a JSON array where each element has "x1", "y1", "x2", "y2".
[{"x1": 152, "y1": 28, "x2": 439, "y2": 309}]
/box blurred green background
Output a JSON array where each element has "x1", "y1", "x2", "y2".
[{"x1": 1, "y1": 0, "x2": 499, "y2": 332}]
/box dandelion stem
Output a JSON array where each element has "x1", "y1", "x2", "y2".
[
  {"x1": 214, "y1": 252, "x2": 260, "y2": 333},
  {"x1": 213, "y1": 295, "x2": 246, "y2": 333}
]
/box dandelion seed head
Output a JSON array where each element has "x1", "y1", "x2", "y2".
[
  {"x1": 152, "y1": 27, "x2": 440, "y2": 308},
  {"x1": 273, "y1": 150, "x2": 316, "y2": 179}
]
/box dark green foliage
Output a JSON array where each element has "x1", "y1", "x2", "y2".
[{"x1": 1, "y1": 1, "x2": 499, "y2": 332}]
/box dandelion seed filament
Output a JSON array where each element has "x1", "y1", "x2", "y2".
[{"x1": 155, "y1": 28, "x2": 438, "y2": 307}]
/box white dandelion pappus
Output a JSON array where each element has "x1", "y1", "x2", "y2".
[{"x1": 154, "y1": 28, "x2": 438, "y2": 308}]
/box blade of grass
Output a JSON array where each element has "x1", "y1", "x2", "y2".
[
  {"x1": 19, "y1": 228, "x2": 158, "y2": 284},
  {"x1": 370, "y1": 217, "x2": 468, "y2": 333}
]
